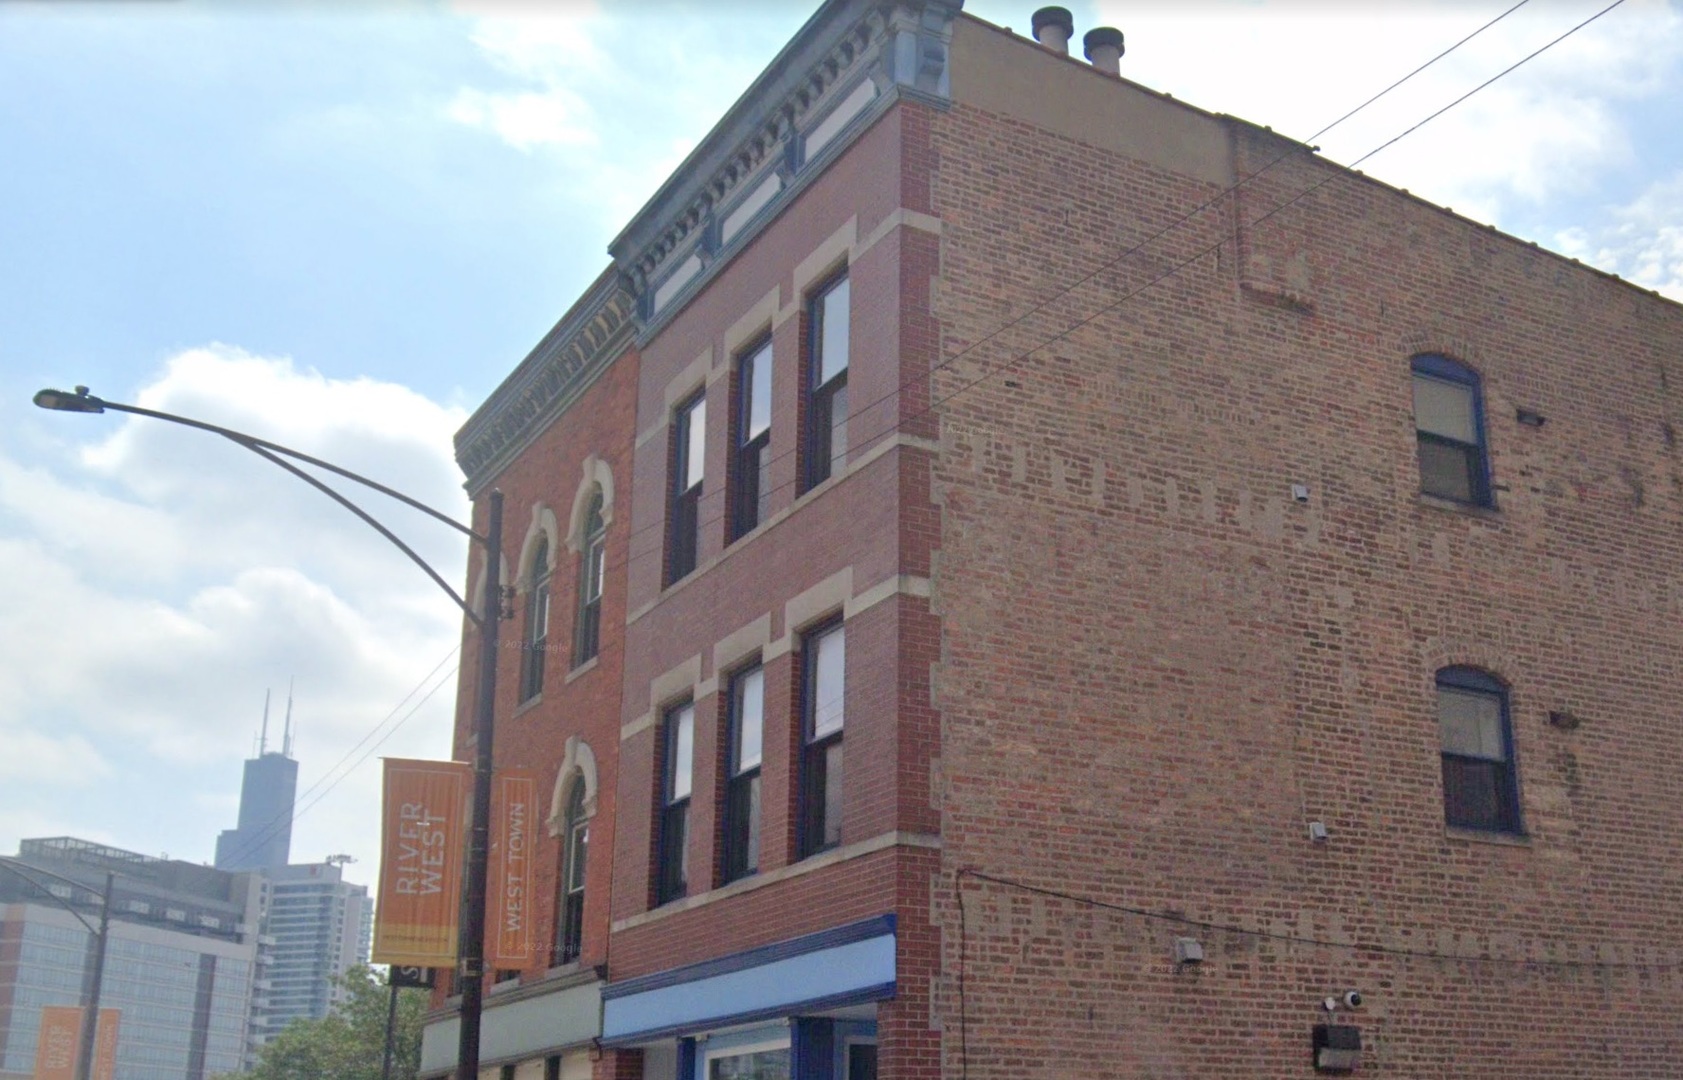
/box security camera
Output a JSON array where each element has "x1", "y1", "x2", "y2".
[{"x1": 1342, "y1": 990, "x2": 1364, "y2": 1010}]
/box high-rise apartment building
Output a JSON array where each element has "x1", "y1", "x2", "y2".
[
  {"x1": 0, "y1": 838, "x2": 261, "y2": 1080},
  {"x1": 254, "y1": 862, "x2": 372, "y2": 1043},
  {"x1": 422, "y1": 2, "x2": 1683, "y2": 1077}
]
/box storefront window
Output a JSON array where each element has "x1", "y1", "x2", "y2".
[{"x1": 708, "y1": 1047, "x2": 790, "y2": 1080}]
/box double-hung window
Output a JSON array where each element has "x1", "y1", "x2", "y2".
[
  {"x1": 1436, "y1": 667, "x2": 1522, "y2": 834},
  {"x1": 732, "y1": 338, "x2": 773, "y2": 540},
  {"x1": 554, "y1": 782, "x2": 587, "y2": 965},
  {"x1": 799, "y1": 623, "x2": 845, "y2": 857},
  {"x1": 669, "y1": 394, "x2": 706, "y2": 584},
  {"x1": 721, "y1": 664, "x2": 764, "y2": 883},
  {"x1": 656, "y1": 703, "x2": 694, "y2": 904},
  {"x1": 1412, "y1": 355, "x2": 1491, "y2": 506},
  {"x1": 804, "y1": 272, "x2": 850, "y2": 491},
  {"x1": 574, "y1": 491, "x2": 605, "y2": 667},
  {"x1": 520, "y1": 541, "x2": 550, "y2": 702}
]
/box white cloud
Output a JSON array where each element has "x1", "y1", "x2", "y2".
[
  {"x1": 1556, "y1": 170, "x2": 1683, "y2": 300},
  {"x1": 445, "y1": 5, "x2": 607, "y2": 151},
  {"x1": 1089, "y1": 0, "x2": 1683, "y2": 227},
  {"x1": 1, "y1": 347, "x2": 469, "y2": 873}
]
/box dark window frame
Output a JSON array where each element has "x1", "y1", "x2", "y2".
[
  {"x1": 1436, "y1": 666, "x2": 1523, "y2": 835},
  {"x1": 1412, "y1": 353, "x2": 1493, "y2": 507},
  {"x1": 573, "y1": 490, "x2": 606, "y2": 667},
  {"x1": 519, "y1": 540, "x2": 551, "y2": 702},
  {"x1": 553, "y1": 781, "x2": 588, "y2": 966},
  {"x1": 802, "y1": 270, "x2": 850, "y2": 493},
  {"x1": 655, "y1": 702, "x2": 694, "y2": 905},
  {"x1": 720, "y1": 662, "x2": 764, "y2": 884},
  {"x1": 731, "y1": 335, "x2": 774, "y2": 541},
  {"x1": 668, "y1": 393, "x2": 706, "y2": 585},
  {"x1": 798, "y1": 620, "x2": 846, "y2": 859}
]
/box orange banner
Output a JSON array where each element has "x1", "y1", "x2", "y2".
[
  {"x1": 373, "y1": 758, "x2": 472, "y2": 967},
  {"x1": 487, "y1": 769, "x2": 538, "y2": 969},
  {"x1": 33, "y1": 1005, "x2": 80, "y2": 1080},
  {"x1": 93, "y1": 1009, "x2": 120, "y2": 1080}
]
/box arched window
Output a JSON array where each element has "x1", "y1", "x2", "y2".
[
  {"x1": 1412, "y1": 354, "x2": 1492, "y2": 506},
  {"x1": 520, "y1": 540, "x2": 550, "y2": 702},
  {"x1": 554, "y1": 780, "x2": 588, "y2": 965},
  {"x1": 573, "y1": 491, "x2": 606, "y2": 668},
  {"x1": 1436, "y1": 666, "x2": 1521, "y2": 834}
]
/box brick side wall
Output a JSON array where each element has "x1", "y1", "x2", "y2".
[{"x1": 927, "y1": 66, "x2": 1683, "y2": 1079}]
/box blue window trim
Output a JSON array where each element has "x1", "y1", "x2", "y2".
[
  {"x1": 1435, "y1": 666, "x2": 1524, "y2": 835},
  {"x1": 1411, "y1": 353, "x2": 1494, "y2": 508}
]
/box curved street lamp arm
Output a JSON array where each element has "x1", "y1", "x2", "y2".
[
  {"x1": 94, "y1": 395, "x2": 485, "y2": 545},
  {"x1": 0, "y1": 857, "x2": 100, "y2": 935},
  {"x1": 241, "y1": 440, "x2": 479, "y2": 626},
  {"x1": 35, "y1": 387, "x2": 488, "y2": 626}
]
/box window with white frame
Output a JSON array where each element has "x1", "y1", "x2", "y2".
[
  {"x1": 574, "y1": 489, "x2": 606, "y2": 666},
  {"x1": 656, "y1": 702, "x2": 694, "y2": 904},
  {"x1": 520, "y1": 540, "x2": 551, "y2": 701},
  {"x1": 721, "y1": 663, "x2": 764, "y2": 883},
  {"x1": 799, "y1": 621, "x2": 845, "y2": 857}
]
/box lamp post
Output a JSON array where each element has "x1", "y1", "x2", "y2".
[
  {"x1": 0, "y1": 857, "x2": 116, "y2": 1080},
  {"x1": 34, "y1": 385, "x2": 504, "y2": 1080}
]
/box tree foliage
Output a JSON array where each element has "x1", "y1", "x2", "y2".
[{"x1": 223, "y1": 966, "x2": 428, "y2": 1080}]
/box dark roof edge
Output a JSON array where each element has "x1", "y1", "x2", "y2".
[{"x1": 607, "y1": 0, "x2": 865, "y2": 265}]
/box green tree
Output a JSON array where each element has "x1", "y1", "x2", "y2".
[{"x1": 223, "y1": 966, "x2": 428, "y2": 1080}]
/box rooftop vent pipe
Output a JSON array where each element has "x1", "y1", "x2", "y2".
[
  {"x1": 1031, "y1": 6, "x2": 1074, "y2": 55},
  {"x1": 1083, "y1": 26, "x2": 1125, "y2": 76}
]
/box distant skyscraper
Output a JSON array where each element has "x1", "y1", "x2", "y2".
[
  {"x1": 215, "y1": 690, "x2": 299, "y2": 872},
  {"x1": 253, "y1": 861, "x2": 372, "y2": 1040},
  {"x1": 207, "y1": 690, "x2": 371, "y2": 1056}
]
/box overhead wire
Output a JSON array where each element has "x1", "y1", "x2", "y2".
[{"x1": 216, "y1": 644, "x2": 461, "y2": 869}]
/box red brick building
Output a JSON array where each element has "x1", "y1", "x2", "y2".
[{"x1": 425, "y1": 2, "x2": 1683, "y2": 1077}]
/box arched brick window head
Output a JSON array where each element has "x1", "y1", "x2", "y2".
[
  {"x1": 1412, "y1": 354, "x2": 1493, "y2": 507},
  {"x1": 1436, "y1": 666, "x2": 1522, "y2": 834}
]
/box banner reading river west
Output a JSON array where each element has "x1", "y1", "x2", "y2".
[
  {"x1": 486, "y1": 769, "x2": 538, "y2": 969},
  {"x1": 372, "y1": 758, "x2": 471, "y2": 967},
  {"x1": 32, "y1": 1006, "x2": 119, "y2": 1080}
]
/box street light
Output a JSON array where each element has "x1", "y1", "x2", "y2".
[
  {"x1": 34, "y1": 385, "x2": 504, "y2": 1080},
  {"x1": 0, "y1": 857, "x2": 116, "y2": 1080}
]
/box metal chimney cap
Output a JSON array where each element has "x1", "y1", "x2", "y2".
[
  {"x1": 1031, "y1": 6, "x2": 1075, "y2": 36},
  {"x1": 1082, "y1": 26, "x2": 1125, "y2": 60}
]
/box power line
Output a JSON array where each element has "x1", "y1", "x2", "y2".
[{"x1": 217, "y1": 646, "x2": 460, "y2": 869}]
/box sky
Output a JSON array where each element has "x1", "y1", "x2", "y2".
[{"x1": 1, "y1": 0, "x2": 1679, "y2": 895}]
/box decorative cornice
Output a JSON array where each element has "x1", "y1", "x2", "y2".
[
  {"x1": 454, "y1": 269, "x2": 636, "y2": 494},
  {"x1": 609, "y1": 0, "x2": 961, "y2": 324}
]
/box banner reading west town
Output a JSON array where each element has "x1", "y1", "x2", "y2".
[
  {"x1": 32, "y1": 1006, "x2": 119, "y2": 1080},
  {"x1": 487, "y1": 769, "x2": 538, "y2": 969},
  {"x1": 373, "y1": 758, "x2": 472, "y2": 967},
  {"x1": 92, "y1": 1009, "x2": 120, "y2": 1080}
]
